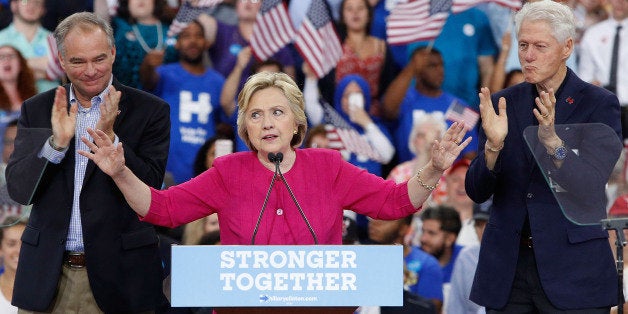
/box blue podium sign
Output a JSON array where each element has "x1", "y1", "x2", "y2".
[{"x1": 171, "y1": 245, "x2": 403, "y2": 307}]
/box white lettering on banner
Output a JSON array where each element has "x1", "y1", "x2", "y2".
[
  {"x1": 219, "y1": 250, "x2": 358, "y2": 292},
  {"x1": 179, "y1": 91, "x2": 213, "y2": 124},
  {"x1": 179, "y1": 126, "x2": 208, "y2": 145},
  {"x1": 221, "y1": 250, "x2": 357, "y2": 269},
  {"x1": 219, "y1": 272, "x2": 357, "y2": 291}
]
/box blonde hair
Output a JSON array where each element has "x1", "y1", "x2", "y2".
[{"x1": 236, "y1": 72, "x2": 308, "y2": 151}]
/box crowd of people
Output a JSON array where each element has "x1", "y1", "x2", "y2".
[{"x1": 0, "y1": 0, "x2": 626, "y2": 313}]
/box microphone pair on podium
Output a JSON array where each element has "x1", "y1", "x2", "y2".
[{"x1": 250, "y1": 153, "x2": 318, "y2": 245}]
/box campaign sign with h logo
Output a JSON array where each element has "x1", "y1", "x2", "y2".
[{"x1": 171, "y1": 245, "x2": 403, "y2": 307}]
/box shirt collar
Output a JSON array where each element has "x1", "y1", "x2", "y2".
[{"x1": 69, "y1": 75, "x2": 114, "y2": 107}]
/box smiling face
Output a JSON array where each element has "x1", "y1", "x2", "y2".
[
  {"x1": 0, "y1": 46, "x2": 20, "y2": 83},
  {"x1": 245, "y1": 87, "x2": 298, "y2": 157},
  {"x1": 517, "y1": 20, "x2": 572, "y2": 88},
  {"x1": 59, "y1": 25, "x2": 115, "y2": 103}
]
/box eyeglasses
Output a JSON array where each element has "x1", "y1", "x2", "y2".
[{"x1": 0, "y1": 53, "x2": 17, "y2": 61}]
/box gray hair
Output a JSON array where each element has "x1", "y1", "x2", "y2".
[
  {"x1": 408, "y1": 112, "x2": 447, "y2": 155},
  {"x1": 514, "y1": 0, "x2": 576, "y2": 44},
  {"x1": 53, "y1": 12, "x2": 115, "y2": 57}
]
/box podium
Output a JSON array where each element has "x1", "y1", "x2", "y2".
[{"x1": 169, "y1": 245, "x2": 403, "y2": 312}]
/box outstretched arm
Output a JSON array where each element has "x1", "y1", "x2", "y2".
[{"x1": 78, "y1": 128, "x2": 152, "y2": 216}]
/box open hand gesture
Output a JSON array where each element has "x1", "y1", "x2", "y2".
[
  {"x1": 78, "y1": 128, "x2": 126, "y2": 178},
  {"x1": 479, "y1": 87, "x2": 508, "y2": 148},
  {"x1": 95, "y1": 86, "x2": 121, "y2": 142},
  {"x1": 50, "y1": 86, "x2": 78, "y2": 148},
  {"x1": 430, "y1": 122, "x2": 472, "y2": 171}
]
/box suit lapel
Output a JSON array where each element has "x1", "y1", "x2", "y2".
[{"x1": 553, "y1": 71, "x2": 581, "y2": 125}]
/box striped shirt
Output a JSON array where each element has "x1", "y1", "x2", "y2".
[{"x1": 39, "y1": 78, "x2": 117, "y2": 252}]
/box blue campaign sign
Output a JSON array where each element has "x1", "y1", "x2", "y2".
[{"x1": 171, "y1": 245, "x2": 403, "y2": 307}]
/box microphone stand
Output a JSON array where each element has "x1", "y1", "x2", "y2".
[
  {"x1": 274, "y1": 156, "x2": 319, "y2": 245},
  {"x1": 602, "y1": 218, "x2": 628, "y2": 313},
  {"x1": 250, "y1": 153, "x2": 281, "y2": 245}
]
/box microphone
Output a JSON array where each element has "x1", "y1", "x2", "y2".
[
  {"x1": 274, "y1": 154, "x2": 318, "y2": 244},
  {"x1": 250, "y1": 153, "x2": 281, "y2": 244}
]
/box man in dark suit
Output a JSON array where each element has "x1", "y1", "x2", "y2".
[
  {"x1": 6, "y1": 12, "x2": 170, "y2": 313},
  {"x1": 466, "y1": 0, "x2": 620, "y2": 312}
]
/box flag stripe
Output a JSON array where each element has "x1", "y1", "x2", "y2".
[{"x1": 251, "y1": 1, "x2": 295, "y2": 61}]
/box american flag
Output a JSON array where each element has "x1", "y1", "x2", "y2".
[
  {"x1": 251, "y1": 0, "x2": 296, "y2": 61},
  {"x1": 445, "y1": 99, "x2": 479, "y2": 130},
  {"x1": 294, "y1": 0, "x2": 342, "y2": 78},
  {"x1": 452, "y1": 0, "x2": 521, "y2": 13},
  {"x1": 386, "y1": 0, "x2": 452, "y2": 45},
  {"x1": 167, "y1": 0, "x2": 222, "y2": 38},
  {"x1": 46, "y1": 34, "x2": 64, "y2": 80},
  {"x1": 320, "y1": 101, "x2": 384, "y2": 162}
]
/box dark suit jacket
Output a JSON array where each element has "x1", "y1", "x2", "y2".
[
  {"x1": 465, "y1": 69, "x2": 620, "y2": 310},
  {"x1": 6, "y1": 80, "x2": 170, "y2": 313}
]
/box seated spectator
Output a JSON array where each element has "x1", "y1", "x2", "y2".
[
  {"x1": 141, "y1": 20, "x2": 226, "y2": 184},
  {"x1": 382, "y1": 46, "x2": 478, "y2": 163},
  {"x1": 445, "y1": 201, "x2": 491, "y2": 314},
  {"x1": 387, "y1": 112, "x2": 447, "y2": 184},
  {"x1": 441, "y1": 158, "x2": 478, "y2": 246},
  {"x1": 0, "y1": 45, "x2": 36, "y2": 147},
  {"x1": 304, "y1": 124, "x2": 330, "y2": 149},
  {"x1": 368, "y1": 214, "x2": 444, "y2": 312},
  {"x1": 113, "y1": 0, "x2": 177, "y2": 89},
  {"x1": 419, "y1": 205, "x2": 463, "y2": 308},
  {"x1": 0, "y1": 215, "x2": 27, "y2": 313}
]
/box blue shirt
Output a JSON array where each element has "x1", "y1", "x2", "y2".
[
  {"x1": 408, "y1": 9, "x2": 498, "y2": 108},
  {"x1": 394, "y1": 88, "x2": 479, "y2": 163},
  {"x1": 405, "y1": 245, "x2": 444, "y2": 301},
  {"x1": 442, "y1": 244, "x2": 464, "y2": 283},
  {"x1": 154, "y1": 63, "x2": 226, "y2": 183}
]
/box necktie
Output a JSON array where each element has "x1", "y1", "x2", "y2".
[{"x1": 608, "y1": 24, "x2": 622, "y2": 94}]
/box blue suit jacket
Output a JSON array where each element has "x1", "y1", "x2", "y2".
[
  {"x1": 6, "y1": 80, "x2": 170, "y2": 312},
  {"x1": 465, "y1": 69, "x2": 620, "y2": 309}
]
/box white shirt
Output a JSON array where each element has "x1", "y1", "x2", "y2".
[
  {"x1": 0, "y1": 289, "x2": 17, "y2": 313},
  {"x1": 579, "y1": 18, "x2": 628, "y2": 105}
]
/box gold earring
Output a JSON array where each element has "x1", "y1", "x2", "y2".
[{"x1": 293, "y1": 130, "x2": 298, "y2": 135}]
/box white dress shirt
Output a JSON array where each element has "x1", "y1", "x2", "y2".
[{"x1": 579, "y1": 18, "x2": 628, "y2": 105}]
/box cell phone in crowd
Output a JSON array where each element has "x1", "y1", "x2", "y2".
[
  {"x1": 214, "y1": 139, "x2": 233, "y2": 158},
  {"x1": 348, "y1": 92, "x2": 364, "y2": 111}
]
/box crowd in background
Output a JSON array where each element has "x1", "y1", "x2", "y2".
[{"x1": 0, "y1": 0, "x2": 626, "y2": 313}]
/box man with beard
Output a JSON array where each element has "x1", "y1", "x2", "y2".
[
  {"x1": 141, "y1": 20, "x2": 226, "y2": 184},
  {"x1": 0, "y1": 0, "x2": 59, "y2": 92},
  {"x1": 368, "y1": 214, "x2": 444, "y2": 312},
  {"x1": 418, "y1": 204, "x2": 462, "y2": 308}
]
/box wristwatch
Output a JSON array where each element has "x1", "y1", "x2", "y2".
[{"x1": 549, "y1": 141, "x2": 567, "y2": 160}]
